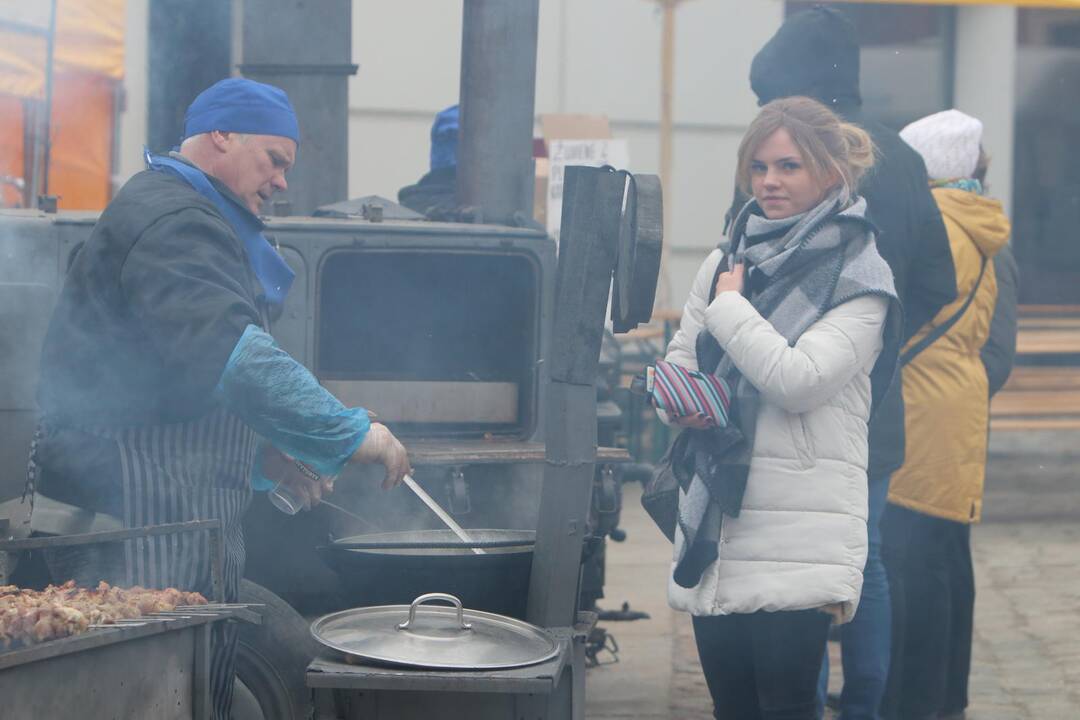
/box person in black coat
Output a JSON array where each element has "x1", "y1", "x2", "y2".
[
  {"x1": 982, "y1": 245, "x2": 1020, "y2": 396},
  {"x1": 726, "y1": 7, "x2": 957, "y2": 719}
]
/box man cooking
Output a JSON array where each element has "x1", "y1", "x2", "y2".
[{"x1": 30, "y1": 77, "x2": 410, "y2": 718}]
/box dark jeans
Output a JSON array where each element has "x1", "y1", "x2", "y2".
[
  {"x1": 880, "y1": 504, "x2": 974, "y2": 720},
  {"x1": 694, "y1": 609, "x2": 832, "y2": 720},
  {"x1": 817, "y1": 473, "x2": 892, "y2": 719}
]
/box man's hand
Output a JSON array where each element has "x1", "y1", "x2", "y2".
[
  {"x1": 277, "y1": 469, "x2": 327, "y2": 510},
  {"x1": 260, "y1": 446, "x2": 330, "y2": 510},
  {"x1": 350, "y1": 423, "x2": 411, "y2": 489},
  {"x1": 714, "y1": 262, "x2": 745, "y2": 296}
]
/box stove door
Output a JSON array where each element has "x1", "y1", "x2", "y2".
[{"x1": 316, "y1": 248, "x2": 542, "y2": 438}]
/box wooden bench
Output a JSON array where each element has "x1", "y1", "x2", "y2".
[
  {"x1": 625, "y1": 307, "x2": 1080, "y2": 432},
  {"x1": 991, "y1": 367, "x2": 1080, "y2": 430},
  {"x1": 990, "y1": 310, "x2": 1080, "y2": 431}
]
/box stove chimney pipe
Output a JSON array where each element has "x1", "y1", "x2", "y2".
[
  {"x1": 457, "y1": 0, "x2": 540, "y2": 226},
  {"x1": 240, "y1": 0, "x2": 357, "y2": 216}
]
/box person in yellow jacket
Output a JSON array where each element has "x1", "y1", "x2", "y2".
[{"x1": 880, "y1": 109, "x2": 1012, "y2": 720}]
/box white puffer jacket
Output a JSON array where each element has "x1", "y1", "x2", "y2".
[{"x1": 665, "y1": 249, "x2": 888, "y2": 623}]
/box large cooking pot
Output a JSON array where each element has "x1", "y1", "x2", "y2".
[{"x1": 318, "y1": 529, "x2": 535, "y2": 619}]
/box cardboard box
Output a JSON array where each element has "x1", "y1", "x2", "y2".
[
  {"x1": 540, "y1": 114, "x2": 612, "y2": 142},
  {"x1": 534, "y1": 156, "x2": 550, "y2": 228},
  {"x1": 534, "y1": 114, "x2": 613, "y2": 227}
]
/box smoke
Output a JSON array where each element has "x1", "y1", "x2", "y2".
[
  {"x1": 0, "y1": 215, "x2": 72, "y2": 504},
  {"x1": 326, "y1": 457, "x2": 543, "y2": 539},
  {"x1": 329, "y1": 463, "x2": 439, "y2": 538},
  {"x1": 0, "y1": 144, "x2": 557, "y2": 610}
]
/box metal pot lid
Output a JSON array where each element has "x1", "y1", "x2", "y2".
[{"x1": 310, "y1": 593, "x2": 559, "y2": 670}]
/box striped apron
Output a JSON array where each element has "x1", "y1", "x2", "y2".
[
  {"x1": 40, "y1": 407, "x2": 257, "y2": 719},
  {"x1": 114, "y1": 407, "x2": 257, "y2": 718}
]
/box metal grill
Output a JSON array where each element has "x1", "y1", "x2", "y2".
[
  {"x1": 0, "y1": 521, "x2": 260, "y2": 720},
  {"x1": 0, "y1": 519, "x2": 226, "y2": 599}
]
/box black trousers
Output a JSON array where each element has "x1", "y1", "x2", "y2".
[
  {"x1": 880, "y1": 504, "x2": 974, "y2": 720},
  {"x1": 693, "y1": 609, "x2": 831, "y2": 720}
]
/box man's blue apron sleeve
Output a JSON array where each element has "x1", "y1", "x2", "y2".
[{"x1": 216, "y1": 325, "x2": 370, "y2": 477}]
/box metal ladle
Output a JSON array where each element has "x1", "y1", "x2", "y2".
[{"x1": 402, "y1": 475, "x2": 485, "y2": 556}]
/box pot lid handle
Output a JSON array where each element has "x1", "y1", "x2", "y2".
[{"x1": 397, "y1": 593, "x2": 473, "y2": 633}]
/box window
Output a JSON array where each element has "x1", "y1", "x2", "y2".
[{"x1": 1014, "y1": 9, "x2": 1080, "y2": 305}]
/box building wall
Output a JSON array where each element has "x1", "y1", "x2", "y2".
[
  {"x1": 347, "y1": 0, "x2": 784, "y2": 309},
  {"x1": 115, "y1": 1, "x2": 1021, "y2": 308},
  {"x1": 116, "y1": 0, "x2": 148, "y2": 185},
  {"x1": 954, "y1": 6, "x2": 1017, "y2": 217}
]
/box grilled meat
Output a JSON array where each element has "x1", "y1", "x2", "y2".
[{"x1": 0, "y1": 581, "x2": 208, "y2": 650}]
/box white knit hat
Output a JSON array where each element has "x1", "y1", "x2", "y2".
[{"x1": 899, "y1": 109, "x2": 983, "y2": 181}]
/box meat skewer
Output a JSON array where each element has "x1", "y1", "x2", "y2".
[{"x1": 0, "y1": 580, "x2": 209, "y2": 650}]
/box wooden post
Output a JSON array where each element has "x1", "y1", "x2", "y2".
[
  {"x1": 657, "y1": 0, "x2": 676, "y2": 309},
  {"x1": 40, "y1": 0, "x2": 58, "y2": 201},
  {"x1": 656, "y1": 0, "x2": 687, "y2": 309},
  {"x1": 660, "y1": 0, "x2": 675, "y2": 206}
]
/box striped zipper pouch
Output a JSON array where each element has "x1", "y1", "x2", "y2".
[{"x1": 649, "y1": 359, "x2": 731, "y2": 427}]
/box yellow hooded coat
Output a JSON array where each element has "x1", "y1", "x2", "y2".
[{"x1": 887, "y1": 188, "x2": 1011, "y2": 523}]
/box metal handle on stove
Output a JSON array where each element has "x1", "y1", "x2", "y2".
[{"x1": 396, "y1": 593, "x2": 472, "y2": 632}]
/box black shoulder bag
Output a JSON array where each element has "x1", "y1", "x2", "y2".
[{"x1": 900, "y1": 258, "x2": 987, "y2": 367}]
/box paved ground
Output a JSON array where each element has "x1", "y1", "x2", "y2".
[{"x1": 585, "y1": 481, "x2": 1080, "y2": 719}]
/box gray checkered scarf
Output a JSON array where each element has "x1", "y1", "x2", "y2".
[{"x1": 673, "y1": 189, "x2": 900, "y2": 588}]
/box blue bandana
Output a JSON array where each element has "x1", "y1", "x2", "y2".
[
  {"x1": 430, "y1": 105, "x2": 459, "y2": 171},
  {"x1": 183, "y1": 78, "x2": 299, "y2": 145},
  {"x1": 145, "y1": 150, "x2": 295, "y2": 307}
]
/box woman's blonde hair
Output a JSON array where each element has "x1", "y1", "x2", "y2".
[{"x1": 735, "y1": 96, "x2": 876, "y2": 202}]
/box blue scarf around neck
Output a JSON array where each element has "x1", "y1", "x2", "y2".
[{"x1": 144, "y1": 150, "x2": 295, "y2": 306}]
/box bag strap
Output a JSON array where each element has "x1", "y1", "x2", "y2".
[
  {"x1": 707, "y1": 254, "x2": 730, "y2": 304},
  {"x1": 900, "y1": 257, "x2": 988, "y2": 367}
]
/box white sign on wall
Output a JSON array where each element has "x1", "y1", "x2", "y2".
[{"x1": 546, "y1": 139, "x2": 630, "y2": 248}]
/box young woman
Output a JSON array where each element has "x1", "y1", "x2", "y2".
[{"x1": 662, "y1": 96, "x2": 899, "y2": 719}]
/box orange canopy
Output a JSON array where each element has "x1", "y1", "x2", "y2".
[
  {"x1": 0, "y1": 0, "x2": 124, "y2": 210},
  {"x1": 0, "y1": 0, "x2": 124, "y2": 99}
]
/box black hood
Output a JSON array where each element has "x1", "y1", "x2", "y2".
[{"x1": 750, "y1": 5, "x2": 861, "y2": 113}]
